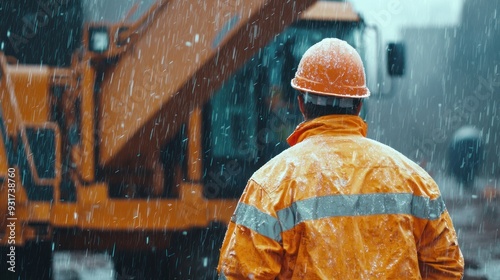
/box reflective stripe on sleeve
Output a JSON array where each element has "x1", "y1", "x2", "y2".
[
  {"x1": 232, "y1": 203, "x2": 283, "y2": 242},
  {"x1": 277, "y1": 193, "x2": 446, "y2": 232},
  {"x1": 232, "y1": 193, "x2": 446, "y2": 241}
]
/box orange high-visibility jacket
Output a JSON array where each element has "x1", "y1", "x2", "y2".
[{"x1": 218, "y1": 115, "x2": 464, "y2": 279}]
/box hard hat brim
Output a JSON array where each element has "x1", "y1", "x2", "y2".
[{"x1": 291, "y1": 78, "x2": 370, "y2": 98}]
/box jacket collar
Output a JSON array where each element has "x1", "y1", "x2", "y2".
[{"x1": 287, "y1": 115, "x2": 368, "y2": 146}]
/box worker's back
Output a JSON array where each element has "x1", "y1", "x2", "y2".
[
  {"x1": 244, "y1": 115, "x2": 462, "y2": 279},
  {"x1": 218, "y1": 38, "x2": 463, "y2": 280}
]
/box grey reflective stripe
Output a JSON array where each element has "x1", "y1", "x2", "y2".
[
  {"x1": 233, "y1": 194, "x2": 445, "y2": 241},
  {"x1": 277, "y1": 193, "x2": 446, "y2": 232},
  {"x1": 232, "y1": 203, "x2": 282, "y2": 242}
]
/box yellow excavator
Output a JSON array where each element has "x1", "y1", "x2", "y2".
[{"x1": 0, "y1": 0, "x2": 402, "y2": 278}]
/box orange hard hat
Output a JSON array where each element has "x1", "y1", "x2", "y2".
[{"x1": 291, "y1": 38, "x2": 370, "y2": 98}]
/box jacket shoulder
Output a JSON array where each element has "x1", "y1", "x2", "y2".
[
  {"x1": 250, "y1": 140, "x2": 317, "y2": 193},
  {"x1": 362, "y1": 138, "x2": 441, "y2": 195},
  {"x1": 250, "y1": 135, "x2": 439, "y2": 197}
]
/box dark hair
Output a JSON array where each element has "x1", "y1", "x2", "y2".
[{"x1": 300, "y1": 95, "x2": 362, "y2": 120}]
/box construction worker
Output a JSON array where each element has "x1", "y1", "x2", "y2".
[{"x1": 217, "y1": 38, "x2": 464, "y2": 279}]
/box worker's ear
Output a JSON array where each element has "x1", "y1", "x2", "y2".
[{"x1": 297, "y1": 94, "x2": 306, "y2": 120}]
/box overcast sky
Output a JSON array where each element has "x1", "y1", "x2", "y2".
[{"x1": 349, "y1": 0, "x2": 465, "y2": 40}]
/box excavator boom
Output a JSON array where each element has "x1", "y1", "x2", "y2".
[{"x1": 96, "y1": 0, "x2": 317, "y2": 167}]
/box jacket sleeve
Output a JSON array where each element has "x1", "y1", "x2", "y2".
[
  {"x1": 417, "y1": 204, "x2": 464, "y2": 279},
  {"x1": 217, "y1": 179, "x2": 283, "y2": 280}
]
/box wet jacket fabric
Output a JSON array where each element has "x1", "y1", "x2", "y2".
[{"x1": 217, "y1": 115, "x2": 464, "y2": 279}]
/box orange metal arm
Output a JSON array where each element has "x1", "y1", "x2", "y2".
[
  {"x1": 187, "y1": 107, "x2": 202, "y2": 181},
  {"x1": 80, "y1": 61, "x2": 96, "y2": 182}
]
